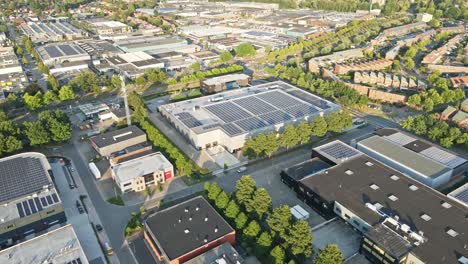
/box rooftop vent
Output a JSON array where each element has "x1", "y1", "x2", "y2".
[
  {"x1": 446, "y1": 228, "x2": 458, "y2": 237},
  {"x1": 409, "y1": 185, "x2": 418, "y2": 191},
  {"x1": 401, "y1": 224, "x2": 410, "y2": 233},
  {"x1": 420, "y1": 213, "x2": 431, "y2": 221},
  {"x1": 184, "y1": 207, "x2": 189, "y2": 213},
  {"x1": 365, "y1": 161, "x2": 374, "y2": 166},
  {"x1": 215, "y1": 226, "x2": 218, "y2": 233},
  {"x1": 178, "y1": 217, "x2": 182, "y2": 223},
  {"x1": 370, "y1": 184, "x2": 379, "y2": 190},
  {"x1": 196, "y1": 204, "x2": 200, "y2": 211},
  {"x1": 345, "y1": 170, "x2": 354, "y2": 175},
  {"x1": 390, "y1": 175, "x2": 399, "y2": 181},
  {"x1": 374, "y1": 202, "x2": 383, "y2": 210},
  {"x1": 441, "y1": 202, "x2": 452, "y2": 209},
  {"x1": 184, "y1": 228, "x2": 190, "y2": 234},
  {"x1": 204, "y1": 217, "x2": 208, "y2": 222},
  {"x1": 388, "y1": 194, "x2": 398, "y2": 201}
]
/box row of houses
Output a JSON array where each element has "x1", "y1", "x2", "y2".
[
  {"x1": 440, "y1": 102, "x2": 468, "y2": 129},
  {"x1": 354, "y1": 71, "x2": 426, "y2": 91},
  {"x1": 334, "y1": 59, "x2": 393, "y2": 75}
]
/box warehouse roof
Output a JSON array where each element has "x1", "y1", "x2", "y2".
[
  {"x1": 0, "y1": 225, "x2": 87, "y2": 264},
  {"x1": 0, "y1": 153, "x2": 52, "y2": 203},
  {"x1": 202, "y1": 73, "x2": 250, "y2": 86},
  {"x1": 145, "y1": 196, "x2": 234, "y2": 260},
  {"x1": 90, "y1": 126, "x2": 146, "y2": 148},
  {"x1": 283, "y1": 158, "x2": 331, "y2": 181},
  {"x1": 300, "y1": 144, "x2": 468, "y2": 264},
  {"x1": 185, "y1": 242, "x2": 243, "y2": 264},
  {"x1": 358, "y1": 135, "x2": 450, "y2": 179},
  {"x1": 112, "y1": 152, "x2": 172, "y2": 183}
]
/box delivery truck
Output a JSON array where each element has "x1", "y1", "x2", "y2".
[
  {"x1": 291, "y1": 205, "x2": 310, "y2": 221},
  {"x1": 89, "y1": 162, "x2": 101, "y2": 179}
]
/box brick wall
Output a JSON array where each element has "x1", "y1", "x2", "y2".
[{"x1": 344, "y1": 83, "x2": 408, "y2": 104}]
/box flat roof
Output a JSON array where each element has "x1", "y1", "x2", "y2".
[
  {"x1": 0, "y1": 225, "x2": 88, "y2": 264},
  {"x1": 0, "y1": 152, "x2": 52, "y2": 203},
  {"x1": 78, "y1": 103, "x2": 109, "y2": 116},
  {"x1": 37, "y1": 43, "x2": 88, "y2": 59},
  {"x1": 185, "y1": 242, "x2": 243, "y2": 264},
  {"x1": 283, "y1": 158, "x2": 331, "y2": 181},
  {"x1": 159, "y1": 81, "x2": 339, "y2": 137},
  {"x1": 300, "y1": 142, "x2": 468, "y2": 263},
  {"x1": 90, "y1": 126, "x2": 146, "y2": 148},
  {"x1": 358, "y1": 136, "x2": 450, "y2": 179},
  {"x1": 112, "y1": 152, "x2": 172, "y2": 183},
  {"x1": 202, "y1": 73, "x2": 250, "y2": 86},
  {"x1": 145, "y1": 196, "x2": 234, "y2": 260},
  {"x1": 448, "y1": 183, "x2": 468, "y2": 207}
]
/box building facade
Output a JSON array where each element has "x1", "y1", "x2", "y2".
[{"x1": 89, "y1": 125, "x2": 147, "y2": 157}]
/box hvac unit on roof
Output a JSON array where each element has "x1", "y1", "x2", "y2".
[{"x1": 400, "y1": 224, "x2": 411, "y2": 233}]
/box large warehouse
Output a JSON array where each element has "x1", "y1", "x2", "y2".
[
  {"x1": 282, "y1": 140, "x2": 468, "y2": 264},
  {"x1": 355, "y1": 128, "x2": 467, "y2": 188},
  {"x1": 159, "y1": 81, "x2": 340, "y2": 152},
  {"x1": 90, "y1": 126, "x2": 147, "y2": 157},
  {"x1": 0, "y1": 153, "x2": 66, "y2": 247}
]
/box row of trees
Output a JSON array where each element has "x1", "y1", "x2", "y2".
[
  {"x1": 205, "y1": 176, "x2": 344, "y2": 263},
  {"x1": 168, "y1": 64, "x2": 244, "y2": 84},
  {"x1": 0, "y1": 109, "x2": 72, "y2": 156},
  {"x1": 265, "y1": 64, "x2": 368, "y2": 106},
  {"x1": 135, "y1": 68, "x2": 167, "y2": 87},
  {"x1": 401, "y1": 114, "x2": 467, "y2": 148},
  {"x1": 243, "y1": 113, "x2": 352, "y2": 159},
  {"x1": 299, "y1": 0, "x2": 375, "y2": 12},
  {"x1": 22, "y1": 85, "x2": 75, "y2": 110}
]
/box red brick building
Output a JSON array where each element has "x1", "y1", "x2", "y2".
[{"x1": 144, "y1": 196, "x2": 235, "y2": 264}]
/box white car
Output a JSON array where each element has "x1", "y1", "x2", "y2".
[{"x1": 237, "y1": 166, "x2": 247, "y2": 173}]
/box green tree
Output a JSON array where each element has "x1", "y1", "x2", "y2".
[
  {"x1": 269, "y1": 246, "x2": 286, "y2": 264},
  {"x1": 24, "y1": 121, "x2": 50, "y2": 146},
  {"x1": 296, "y1": 121, "x2": 312, "y2": 144},
  {"x1": 1, "y1": 136, "x2": 22, "y2": 154},
  {"x1": 111, "y1": 75, "x2": 122, "y2": 89},
  {"x1": 264, "y1": 131, "x2": 279, "y2": 158},
  {"x1": 15, "y1": 46, "x2": 24, "y2": 56},
  {"x1": 69, "y1": 71, "x2": 100, "y2": 93},
  {"x1": 404, "y1": 58, "x2": 415, "y2": 70},
  {"x1": 220, "y1": 51, "x2": 233, "y2": 62},
  {"x1": 235, "y1": 43, "x2": 256, "y2": 58},
  {"x1": 252, "y1": 188, "x2": 272, "y2": 219},
  {"x1": 423, "y1": 98, "x2": 434, "y2": 111},
  {"x1": 236, "y1": 176, "x2": 256, "y2": 206},
  {"x1": 243, "y1": 220, "x2": 261, "y2": 241},
  {"x1": 207, "y1": 182, "x2": 222, "y2": 201},
  {"x1": 310, "y1": 116, "x2": 328, "y2": 137},
  {"x1": 43, "y1": 91, "x2": 58, "y2": 105},
  {"x1": 189, "y1": 62, "x2": 201, "y2": 72},
  {"x1": 314, "y1": 244, "x2": 344, "y2": 264},
  {"x1": 279, "y1": 125, "x2": 299, "y2": 150},
  {"x1": 224, "y1": 199, "x2": 240, "y2": 220},
  {"x1": 48, "y1": 118, "x2": 72, "y2": 142},
  {"x1": 58, "y1": 85, "x2": 75, "y2": 101},
  {"x1": 21, "y1": 56, "x2": 29, "y2": 65},
  {"x1": 23, "y1": 92, "x2": 43, "y2": 110},
  {"x1": 326, "y1": 112, "x2": 351, "y2": 133},
  {"x1": 215, "y1": 190, "x2": 229, "y2": 210},
  {"x1": 47, "y1": 75, "x2": 60, "y2": 91},
  {"x1": 267, "y1": 205, "x2": 291, "y2": 237},
  {"x1": 135, "y1": 75, "x2": 146, "y2": 86},
  {"x1": 284, "y1": 220, "x2": 313, "y2": 258},
  {"x1": 255, "y1": 231, "x2": 272, "y2": 257},
  {"x1": 408, "y1": 94, "x2": 421, "y2": 107},
  {"x1": 235, "y1": 212, "x2": 248, "y2": 230}
]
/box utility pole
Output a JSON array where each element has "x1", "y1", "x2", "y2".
[{"x1": 120, "y1": 74, "x2": 132, "y2": 126}]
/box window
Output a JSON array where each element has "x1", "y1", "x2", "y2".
[
  {"x1": 123, "y1": 182, "x2": 131, "y2": 187},
  {"x1": 370, "y1": 184, "x2": 379, "y2": 190},
  {"x1": 345, "y1": 170, "x2": 354, "y2": 175},
  {"x1": 420, "y1": 213, "x2": 431, "y2": 221},
  {"x1": 388, "y1": 194, "x2": 398, "y2": 201},
  {"x1": 352, "y1": 220, "x2": 360, "y2": 227},
  {"x1": 390, "y1": 175, "x2": 399, "y2": 181},
  {"x1": 344, "y1": 214, "x2": 350, "y2": 219},
  {"x1": 335, "y1": 207, "x2": 342, "y2": 213},
  {"x1": 46, "y1": 210, "x2": 55, "y2": 215},
  {"x1": 409, "y1": 185, "x2": 418, "y2": 191}
]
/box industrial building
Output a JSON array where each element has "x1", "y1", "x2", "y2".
[
  {"x1": 448, "y1": 183, "x2": 468, "y2": 207},
  {"x1": 36, "y1": 43, "x2": 91, "y2": 66},
  {"x1": 0, "y1": 224, "x2": 88, "y2": 263},
  {"x1": 115, "y1": 36, "x2": 189, "y2": 53},
  {"x1": 89, "y1": 125, "x2": 147, "y2": 157},
  {"x1": 78, "y1": 103, "x2": 110, "y2": 119},
  {"x1": 0, "y1": 153, "x2": 66, "y2": 247},
  {"x1": 20, "y1": 21, "x2": 85, "y2": 43},
  {"x1": 0, "y1": 46, "x2": 26, "y2": 93},
  {"x1": 144, "y1": 196, "x2": 235, "y2": 264},
  {"x1": 159, "y1": 81, "x2": 340, "y2": 152},
  {"x1": 107, "y1": 52, "x2": 164, "y2": 79},
  {"x1": 282, "y1": 140, "x2": 468, "y2": 264},
  {"x1": 355, "y1": 128, "x2": 467, "y2": 188},
  {"x1": 308, "y1": 48, "x2": 364, "y2": 73},
  {"x1": 111, "y1": 151, "x2": 173, "y2": 193},
  {"x1": 86, "y1": 18, "x2": 132, "y2": 39},
  {"x1": 201, "y1": 73, "x2": 250, "y2": 94}
]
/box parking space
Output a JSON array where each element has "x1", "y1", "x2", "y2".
[
  {"x1": 312, "y1": 219, "x2": 362, "y2": 259},
  {"x1": 50, "y1": 162, "x2": 105, "y2": 263}
]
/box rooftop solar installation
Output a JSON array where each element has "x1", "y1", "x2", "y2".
[
  {"x1": 205, "y1": 102, "x2": 252, "y2": 123},
  {"x1": 384, "y1": 132, "x2": 416, "y2": 146},
  {"x1": 235, "y1": 116, "x2": 268, "y2": 131},
  {"x1": 0, "y1": 157, "x2": 50, "y2": 203},
  {"x1": 318, "y1": 141, "x2": 360, "y2": 161},
  {"x1": 233, "y1": 96, "x2": 276, "y2": 115},
  {"x1": 283, "y1": 104, "x2": 318, "y2": 118},
  {"x1": 177, "y1": 112, "x2": 203, "y2": 128},
  {"x1": 44, "y1": 46, "x2": 62, "y2": 58},
  {"x1": 286, "y1": 90, "x2": 331, "y2": 109},
  {"x1": 259, "y1": 110, "x2": 293, "y2": 125},
  {"x1": 453, "y1": 188, "x2": 468, "y2": 203},
  {"x1": 419, "y1": 146, "x2": 467, "y2": 169},
  {"x1": 59, "y1": 44, "x2": 79, "y2": 55},
  {"x1": 16, "y1": 193, "x2": 59, "y2": 218},
  {"x1": 256, "y1": 90, "x2": 303, "y2": 109},
  {"x1": 222, "y1": 123, "x2": 244, "y2": 136}
]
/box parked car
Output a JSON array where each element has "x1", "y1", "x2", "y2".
[
  {"x1": 237, "y1": 166, "x2": 247, "y2": 173},
  {"x1": 76, "y1": 200, "x2": 84, "y2": 214},
  {"x1": 95, "y1": 224, "x2": 103, "y2": 232}
]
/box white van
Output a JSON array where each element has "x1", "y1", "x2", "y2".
[{"x1": 236, "y1": 166, "x2": 247, "y2": 173}]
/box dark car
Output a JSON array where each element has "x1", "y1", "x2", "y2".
[{"x1": 95, "y1": 224, "x2": 103, "y2": 232}]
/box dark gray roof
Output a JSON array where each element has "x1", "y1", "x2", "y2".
[
  {"x1": 145, "y1": 196, "x2": 234, "y2": 260},
  {"x1": 0, "y1": 155, "x2": 51, "y2": 203},
  {"x1": 365, "y1": 224, "x2": 413, "y2": 258},
  {"x1": 90, "y1": 125, "x2": 145, "y2": 148},
  {"x1": 402, "y1": 139, "x2": 432, "y2": 153},
  {"x1": 283, "y1": 158, "x2": 331, "y2": 181},
  {"x1": 111, "y1": 108, "x2": 131, "y2": 118},
  {"x1": 299, "y1": 148, "x2": 468, "y2": 264}
]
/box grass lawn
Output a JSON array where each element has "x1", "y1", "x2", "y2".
[{"x1": 107, "y1": 195, "x2": 125, "y2": 206}]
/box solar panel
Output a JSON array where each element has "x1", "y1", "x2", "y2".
[
  {"x1": 453, "y1": 188, "x2": 468, "y2": 203},
  {"x1": 41, "y1": 197, "x2": 47, "y2": 207},
  {"x1": 319, "y1": 142, "x2": 360, "y2": 160},
  {"x1": 286, "y1": 90, "x2": 331, "y2": 109},
  {"x1": 52, "y1": 193, "x2": 59, "y2": 203},
  {"x1": 235, "y1": 117, "x2": 268, "y2": 131},
  {"x1": 283, "y1": 104, "x2": 318, "y2": 118},
  {"x1": 256, "y1": 90, "x2": 302, "y2": 109},
  {"x1": 17, "y1": 203, "x2": 25, "y2": 218},
  {"x1": 384, "y1": 132, "x2": 416, "y2": 146},
  {"x1": 259, "y1": 110, "x2": 293, "y2": 125},
  {"x1": 205, "y1": 102, "x2": 252, "y2": 123},
  {"x1": 201, "y1": 124, "x2": 219, "y2": 131},
  {"x1": 233, "y1": 97, "x2": 277, "y2": 115},
  {"x1": 222, "y1": 123, "x2": 244, "y2": 136},
  {"x1": 59, "y1": 44, "x2": 79, "y2": 55},
  {"x1": 22, "y1": 201, "x2": 31, "y2": 215},
  {"x1": 44, "y1": 46, "x2": 63, "y2": 58},
  {"x1": 34, "y1": 197, "x2": 42, "y2": 211},
  {"x1": 0, "y1": 157, "x2": 51, "y2": 203},
  {"x1": 180, "y1": 117, "x2": 202, "y2": 128},
  {"x1": 420, "y1": 146, "x2": 467, "y2": 169},
  {"x1": 28, "y1": 199, "x2": 37, "y2": 214},
  {"x1": 175, "y1": 112, "x2": 193, "y2": 120},
  {"x1": 46, "y1": 196, "x2": 53, "y2": 205}
]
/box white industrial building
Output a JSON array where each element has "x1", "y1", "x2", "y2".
[
  {"x1": 20, "y1": 21, "x2": 86, "y2": 43},
  {"x1": 107, "y1": 52, "x2": 164, "y2": 80},
  {"x1": 355, "y1": 128, "x2": 467, "y2": 188},
  {"x1": 86, "y1": 18, "x2": 133, "y2": 39},
  {"x1": 159, "y1": 81, "x2": 340, "y2": 152},
  {"x1": 111, "y1": 151, "x2": 173, "y2": 193},
  {"x1": 0, "y1": 46, "x2": 26, "y2": 92}
]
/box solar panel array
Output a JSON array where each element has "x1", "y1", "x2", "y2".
[
  {"x1": 287, "y1": 90, "x2": 331, "y2": 109},
  {"x1": 420, "y1": 147, "x2": 467, "y2": 169},
  {"x1": 256, "y1": 90, "x2": 303, "y2": 109},
  {"x1": 452, "y1": 188, "x2": 468, "y2": 204},
  {"x1": 235, "y1": 117, "x2": 268, "y2": 131},
  {"x1": 319, "y1": 142, "x2": 360, "y2": 160},
  {"x1": 16, "y1": 193, "x2": 59, "y2": 218},
  {"x1": 222, "y1": 123, "x2": 243, "y2": 136},
  {"x1": 44, "y1": 46, "x2": 62, "y2": 58},
  {"x1": 259, "y1": 110, "x2": 293, "y2": 125},
  {"x1": 60, "y1": 44, "x2": 79, "y2": 55},
  {"x1": 0, "y1": 157, "x2": 50, "y2": 203},
  {"x1": 176, "y1": 112, "x2": 202, "y2": 128},
  {"x1": 205, "y1": 102, "x2": 252, "y2": 123},
  {"x1": 283, "y1": 104, "x2": 318, "y2": 118},
  {"x1": 233, "y1": 97, "x2": 276, "y2": 115}
]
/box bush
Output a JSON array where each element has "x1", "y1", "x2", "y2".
[{"x1": 107, "y1": 196, "x2": 124, "y2": 206}]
